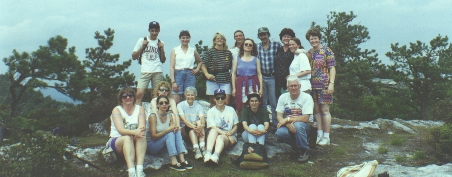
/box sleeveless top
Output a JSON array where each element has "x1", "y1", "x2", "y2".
[
  {"x1": 110, "y1": 105, "x2": 141, "y2": 138},
  {"x1": 155, "y1": 113, "x2": 172, "y2": 133},
  {"x1": 174, "y1": 45, "x2": 195, "y2": 69}
]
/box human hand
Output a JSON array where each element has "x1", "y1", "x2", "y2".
[
  {"x1": 158, "y1": 42, "x2": 164, "y2": 50},
  {"x1": 328, "y1": 83, "x2": 334, "y2": 94},
  {"x1": 191, "y1": 69, "x2": 199, "y2": 75},
  {"x1": 232, "y1": 89, "x2": 236, "y2": 97},
  {"x1": 172, "y1": 82, "x2": 179, "y2": 92},
  {"x1": 142, "y1": 39, "x2": 149, "y2": 46},
  {"x1": 287, "y1": 122, "x2": 296, "y2": 134},
  {"x1": 258, "y1": 89, "x2": 263, "y2": 97}
]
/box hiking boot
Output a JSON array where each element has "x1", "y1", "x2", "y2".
[
  {"x1": 316, "y1": 135, "x2": 323, "y2": 144},
  {"x1": 181, "y1": 160, "x2": 193, "y2": 170},
  {"x1": 169, "y1": 163, "x2": 186, "y2": 171},
  {"x1": 298, "y1": 149, "x2": 309, "y2": 163},
  {"x1": 210, "y1": 153, "x2": 219, "y2": 165},
  {"x1": 194, "y1": 148, "x2": 203, "y2": 160},
  {"x1": 318, "y1": 137, "x2": 330, "y2": 146},
  {"x1": 203, "y1": 153, "x2": 211, "y2": 163}
]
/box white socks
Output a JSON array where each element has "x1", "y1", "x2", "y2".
[
  {"x1": 199, "y1": 142, "x2": 205, "y2": 148},
  {"x1": 136, "y1": 165, "x2": 143, "y2": 173},
  {"x1": 128, "y1": 168, "x2": 136, "y2": 174},
  {"x1": 193, "y1": 144, "x2": 199, "y2": 150},
  {"x1": 317, "y1": 130, "x2": 323, "y2": 137},
  {"x1": 323, "y1": 132, "x2": 330, "y2": 138}
]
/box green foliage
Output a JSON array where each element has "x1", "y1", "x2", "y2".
[
  {"x1": 412, "y1": 150, "x2": 427, "y2": 160},
  {"x1": 389, "y1": 135, "x2": 406, "y2": 146},
  {"x1": 0, "y1": 131, "x2": 70, "y2": 177},
  {"x1": 2, "y1": 35, "x2": 85, "y2": 122},
  {"x1": 332, "y1": 147, "x2": 347, "y2": 156},
  {"x1": 386, "y1": 35, "x2": 452, "y2": 117},
  {"x1": 194, "y1": 40, "x2": 209, "y2": 101},
  {"x1": 429, "y1": 123, "x2": 452, "y2": 157},
  {"x1": 425, "y1": 97, "x2": 452, "y2": 123},
  {"x1": 377, "y1": 146, "x2": 389, "y2": 154},
  {"x1": 395, "y1": 155, "x2": 407, "y2": 162}
]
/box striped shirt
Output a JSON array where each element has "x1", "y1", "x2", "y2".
[
  {"x1": 257, "y1": 41, "x2": 281, "y2": 75},
  {"x1": 202, "y1": 48, "x2": 233, "y2": 83}
]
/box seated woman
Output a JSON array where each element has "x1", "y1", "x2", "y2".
[
  {"x1": 150, "y1": 81, "x2": 179, "y2": 115},
  {"x1": 241, "y1": 93, "x2": 270, "y2": 145},
  {"x1": 108, "y1": 87, "x2": 147, "y2": 177},
  {"x1": 146, "y1": 95, "x2": 192, "y2": 172},
  {"x1": 204, "y1": 89, "x2": 239, "y2": 164},
  {"x1": 177, "y1": 87, "x2": 206, "y2": 160}
]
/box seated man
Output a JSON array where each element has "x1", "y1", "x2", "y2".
[{"x1": 275, "y1": 75, "x2": 314, "y2": 163}]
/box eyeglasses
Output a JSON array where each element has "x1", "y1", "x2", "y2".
[
  {"x1": 159, "y1": 101, "x2": 169, "y2": 105},
  {"x1": 288, "y1": 84, "x2": 301, "y2": 88},
  {"x1": 215, "y1": 96, "x2": 226, "y2": 100},
  {"x1": 159, "y1": 88, "x2": 169, "y2": 92},
  {"x1": 121, "y1": 93, "x2": 134, "y2": 99},
  {"x1": 244, "y1": 43, "x2": 253, "y2": 47}
]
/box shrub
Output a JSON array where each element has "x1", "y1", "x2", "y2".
[
  {"x1": 412, "y1": 151, "x2": 426, "y2": 160},
  {"x1": 377, "y1": 146, "x2": 389, "y2": 154},
  {"x1": 389, "y1": 135, "x2": 406, "y2": 146},
  {"x1": 429, "y1": 123, "x2": 452, "y2": 158},
  {"x1": 0, "y1": 131, "x2": 70, "y2": 177}
]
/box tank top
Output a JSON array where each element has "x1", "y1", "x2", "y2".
[
  {"x1": 155, "y1": 113, "x2": 172, "y2": 133},
  {"x1": 110, "y1": 105, "x2": 141, "y2": 138},
  {"x1": 237, "y1": 56, "x2": 257, "y2": 86}
]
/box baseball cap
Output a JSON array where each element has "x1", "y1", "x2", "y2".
[
  {"x1": 258, "y1": 27, "x2": 269, "y2": 34},
  {"x1": 213, "y1": 89, "x2": 226, "y2": 96},
  {"x1": 149, "y1": 21, "x2": 160, "y2": 29}
]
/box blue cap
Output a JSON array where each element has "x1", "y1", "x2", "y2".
[
  {"x1": 214, "y1": 89, "x2": 226, "y2": 96},
  {"x1": 149, "y1": 21, "x2": 160, "y2": 29}
]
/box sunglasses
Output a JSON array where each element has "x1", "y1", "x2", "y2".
[
  {"x1": 215, "y1": 96, "x2": 226, "y2": 100},
  {"x1": 244, "y1": 43, "x2": 253, "y2": 47},
  {"x1": 159, "y1": 101, "x2": 169, "y2": 105},
  {"x1": 159, "y1": 88, "x2": 169, "y2": 92},
  {"x1": 122, "y1": 93, "x2": 134, "y2": 99}
]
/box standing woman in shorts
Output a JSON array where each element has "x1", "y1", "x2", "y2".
[
  {"x1": 305, "y1": 28, "x2": 336, "y2": 146},
  {"x1": 108, "y1": 87, "x2": 147, "y2": 177},
  {"x1": 170, "y1": 30, "x2": 203, "y2": 104},
  {"x1": 201, "y1": 32, "x2": 234, "y2": 107}
]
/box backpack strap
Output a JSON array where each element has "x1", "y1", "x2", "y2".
[{"x1": 138, "y1": 37, "x2": 147, "y2": 65}]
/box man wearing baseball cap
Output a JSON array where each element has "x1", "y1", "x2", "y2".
[
  {"x1": 256, "y1": 27, "x2": 281, "y2": 131},
  {"x1": 132, "y1": 21, "x2": 166, "y2": 105}
]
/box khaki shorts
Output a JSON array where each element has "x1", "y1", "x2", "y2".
[{"x1": 137, "y1": 72, "x2": 164, "y2": 89}]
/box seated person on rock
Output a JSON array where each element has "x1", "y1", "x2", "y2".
[
  {"x1": 150, "y1": 81, "x2": 179, "y2": 115},
  {"x1": 275, "y1": 75, "x2": 314, "y2": 163},
  {"x1": 108, "y1": 87, "x2": 147, "y2": 177},
  {"x1": 204, "y1": 89, "x2": 239, "y2": 164},
  {"x1": 177, "y1": 87, "x2": 206, "y2": 160},
  {"x1": 146, "y1": 95, "x2": 192, "y2": 172},
  {"x1": 241, "y1": 93, "x2": 269, "y2": 145}
]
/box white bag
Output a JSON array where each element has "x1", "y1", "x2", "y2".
[{"x1": 337, "y1": 160, "x2": 378, "y2": 177}]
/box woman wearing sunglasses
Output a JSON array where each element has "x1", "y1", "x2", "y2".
[
  {"x1": 150, "y1": 81, "x2": 179, "y2": 115},
  {"x1": 147, "y1": 95, "x2": 192, "y2": 171},
  {"x1": 107, "y1": 87, "x2": 147, "y2": 177},
  {"x1": 204, "y1": 89, "x2": 239, "y2": 164},
  {"x1": 201, "y1": 32, "x2": 234, "y2": 107},
  {"x1": 288, "y1": 38, "x2": 311, "y2": 93},
  {"x1": 231, "y1": 38, "x2": 263, "y2": 114},
  {"x1": 169, "y1": 30, "x2": 203, "y2": 105}
]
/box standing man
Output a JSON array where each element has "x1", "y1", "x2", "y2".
[
  {"x1": 132, "y1": 21, "x2": 166, "y2": 106},
  {"x1": 275, "y1": 75, "x2": 314, "y2": 163},
  {"x1": 256, "y1": 27, "x2": 281, "y2": 131}
]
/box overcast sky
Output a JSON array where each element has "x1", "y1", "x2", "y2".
[{"x1": 1, "y1": 0, "x2": 451, "y2": 102}]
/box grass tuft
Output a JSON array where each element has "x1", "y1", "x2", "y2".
[{"x1": 377, "y1": 146, "x2": 389, "y2": 154}]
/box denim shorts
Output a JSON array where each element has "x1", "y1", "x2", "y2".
[
  {"x1": 206, "y1": 80, "x2": 231, "y2": 95},
  {"x1": 174, "y1": 70, "x2": 196, "y2": 94}
]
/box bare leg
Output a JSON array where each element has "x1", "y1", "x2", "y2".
[
  {"x1": 134, "y1": 136, "x2": 147, "y2": 165},
  {"x1": 320, "y1": 104, "x2": 332, "y2": 133},
  {"x1": 172, "y1": 94, "x2": 181, "y2": 105},
  {"x1": 197, "y1": 120, "x2": 205, "y2": 144},
  {"x1": 213, "y1": 135, "x2": 230, "y2": 155},
  {"x1": 178, "y1": 153, "x2": 186, "y2": 162},
  {"x1": 314, "y1": 102, "x2": 322, "y2": 131},
  {"x1": 206, "y1": 129, "x2": 218, "y2": 152},
  {"x1": 115, "y1": 136, "x2": 136, "y2": 169},
  {"x1": 136, "y1": 88, "x2": 146, "y2": 106},
  {"x1": 189, "y1": 130, "x2": 198, "y2": 146},
  {"x1": 170, "y1": 156, "x2": 178, "y2": 165}
]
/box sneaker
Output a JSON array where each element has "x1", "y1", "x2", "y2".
[
  {"x1": 194, "y1": 148, "x2": 203, "y2": 160},
  {"x1": 181, "y1": 160, "x2": 193, "y2": 170},
  {"x1": 138, "y1": 171, "x2": 146, "y2": 177},
  {"x1": 316, "y1": 135, "x2": 323, "y2": 144},
  {"x1": 298, "y1": 149, "x2": 309, "y2": 163},
  {"x1": 210, "y1": 153, "x2": 219, "y2": 165},
  {"x1": 203, "y1": 153, "x2": 211, "y2": 163},
  {"x1": 169, "y1": 163, "x2": 186, "y2": 172},
  {"x1": 128, "y1": 171, "x2": 137, "y2": 177},
  {"x1": 200, "y1": 146, "x2": 206, "y2": 156},
  {"x1": 318, "y1": 137, "x2": 330, "y2": 146}
]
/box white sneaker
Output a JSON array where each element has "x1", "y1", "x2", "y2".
[
  {"x1": 318, "y1": 137, "x2": 330, "y2": 146},
  {"x1": 203, "y1": 153, "x2": 211, "y2": 163},
  {"x1": 200, "y1": 146, "x2": 206, "y2": 156},
  {"x1": 194, "y1": 148, "x2": 202, "y2": 160},
  {"x1": 316, "y1": 135, "x2": 323, "y2": 144},
  {"x1": 210, "y1": 153, "x2": 219, "y2": 164},
  {"x1": 128, "y1": 171, "x2": 137, "y2": 177},
  {"x1": 138, "y1": 171, "x2": 146, "y2": 177}
]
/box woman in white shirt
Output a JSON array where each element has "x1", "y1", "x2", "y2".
[
  {"x1": 288, "y1": 38, "x2": 311, "y2": 92},
  {"x1": 170, "y1": 30, "x2": 203, "y2": 104}
]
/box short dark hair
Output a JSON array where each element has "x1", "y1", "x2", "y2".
[
  {"x1": 290, "y1": 38, "x2": 304, "y2": 49},
  {"x1": 305, "y1": 28, "x2": 322, "y2": 41},
  {"x1": 117, "y1": 86, "x2": 136, "y2": 105},
  {"x1": 239, "y1": 38, "x2": 258, "y2": 57},
  {"x1": 234, "y1": 30, "x2": 244, "y2": 47},
  {"x1": 279, "y1": 28, "x2": 296, "y2": 41},
  {"x1": 245, "y1": 94, "x2": 262, "y2": 107},
  {"x1": 179, "y1": 30, "x2": 190, "y2": 38},
  {"x1": 155, "y1": 95, "x2": 169, "y2": 112}
]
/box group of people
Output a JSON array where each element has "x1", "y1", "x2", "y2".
[{"x1": 108, "y1": 21, "x2": 336, "y2": 177}]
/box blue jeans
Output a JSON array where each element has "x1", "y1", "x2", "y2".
[
  {"x1": 262, "y1": 76, "x2": 277, "y2": 128},
  {"x1": 275, "y1": 122, "x2": 310, "y2": 150},
  {"x1": 241, "y1": 124, "x2": 266, "y2": 145},
  {"x1": 146, "y1": 130, "x2": 187, "y2": 157},
  {"x1": 174, "y1": 70, "x2": 196, "y2": 95}
]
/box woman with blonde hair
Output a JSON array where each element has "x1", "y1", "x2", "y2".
[{"x1": 201, "y1": 32, "x2": 234, "y2": 107}]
